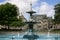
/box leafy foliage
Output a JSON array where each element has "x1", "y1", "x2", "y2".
[
  {"x1": 0, "y1": 3, "x2": 24, "y2": 27},
  {"x1": 54, "y1": 4, "x2": 60, "y2": 24}
]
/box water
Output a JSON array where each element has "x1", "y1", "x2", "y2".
[
  {"x1": 0, "y1": 33, "x2": 60, "y2": 40},
  {"x1": 48, "y1": 32, "x2": 50, "y2": 37},
  {"x1": 18, "y1": 33, "x2": 19, "y2": 37},
  {"x1": 48, "y1": 29, "x2": 51, "y2": 36}
]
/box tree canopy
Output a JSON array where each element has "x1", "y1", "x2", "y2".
[
  {"x1": 54, "y1": 3, "x2": 60, "y2": 24},
  {"x1": 0, "y1": 3, "x2": 24, "y2": 27}
]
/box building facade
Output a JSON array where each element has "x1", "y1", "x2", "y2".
[{"x1": 31, "y1": 14, "x2": 49, "y2": 30}]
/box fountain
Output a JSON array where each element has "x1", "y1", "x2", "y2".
[
  {"x1": 47, "y1": 28, "x2": 51, "y2": 37},
  {"x1": 23, "y1": 4, "x2": 39, "y2": 40},
  {"x1": 0, "y1": 2, "x2": 60, "y2": 40},
  {"x1": 47, "y1": 22, "x2": 52, "y2": 40},
  {"x1": 18, "y1": 33, "x2": 19, "y2": 37}
]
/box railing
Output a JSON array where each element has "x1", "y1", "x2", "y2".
[{"x1": 0, "y1": 36, "x2": 60, "y2": 40}]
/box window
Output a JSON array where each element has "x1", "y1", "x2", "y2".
[{"x1": 38, "y1": 25, "x2": 41, "y2": 28}]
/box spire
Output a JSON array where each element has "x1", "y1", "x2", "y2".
[
  {"x1": 20, "y1": 12, "x2": 22, "y2": 16},
  {"x1": 18, "y1": 12, "x2": 22, "y2": 19}
]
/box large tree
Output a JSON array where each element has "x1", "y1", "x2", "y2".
[
  {"x1": 0, "y1": 3, "x2": 24, "y2": 29},
  {"x1": 54, "y1": 4, "x2": 60, "y2": 24}
]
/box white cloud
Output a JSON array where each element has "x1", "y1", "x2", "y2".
[
  {"x1": 34, "y1": 2, "x2": 55, "y2": 18},
  {"x1": 0, "y1": 0, "x2": 55, "y2": 19},
  {"x1": 0, "y1": 0, "x2": 38, "y2": 19},
  {"x1": 0, "y1": 0, "x2": 38, "y2": 15}
]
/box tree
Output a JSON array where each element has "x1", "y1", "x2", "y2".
[
  {"x1": 54, "y1": 4, "x2": 60, "y2": 24},
  {"x1": 0, "y1": 3, "x2": 24, "y2": 29}
]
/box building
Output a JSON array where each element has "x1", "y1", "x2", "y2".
[
  {"x1": 18, "y1": 12, "x2": 27, "y2": 22},
  {"x1": 31, "y1": 14, "x2": 49, "y2": 30}
]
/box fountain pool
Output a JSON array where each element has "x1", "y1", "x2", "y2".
[{"x1": 0, "y1": 33, "x2": 60, "y2": 40}]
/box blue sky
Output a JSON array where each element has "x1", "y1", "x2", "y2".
[
  {"x1": 0, "y1": 0, "x2": 60, "y2": 5},
  {"x1": 32, "y1": 0, "x2": 60, "y2": 8},
  {"x1": 0, "y1": 0, "x2": 60, "y2": 19},
  {"x1": 0, "y1": 0, "x2": 60, "y2": 10},
  {"x1": 0, "y1": 0, "x2": 6, "y2": 2},
  {"x1": 38, "y1": 0, "x2": 60, "y2": 5}
]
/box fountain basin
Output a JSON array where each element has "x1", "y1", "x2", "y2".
[
  {"x1": 23, "y1": 34, "x2": 39, "y2": 39},
  {"x1": 0, "y1": 33, "x2": 60, "y2": 40}
]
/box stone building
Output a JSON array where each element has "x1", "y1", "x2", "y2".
[
  {"x1": 18, "y1": 12, "x2": 27, "y2": 22},
  {"x1": 31, "y1": 14, "x2": 49, "y2": 30}
]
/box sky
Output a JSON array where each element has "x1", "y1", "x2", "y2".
[{"x1": 0, "y1": 0, "x2": 60, "y2": 19}]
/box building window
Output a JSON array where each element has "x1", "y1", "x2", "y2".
[{"x1": 38, "y1": 25, "x2": 41, "y2": 28}]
